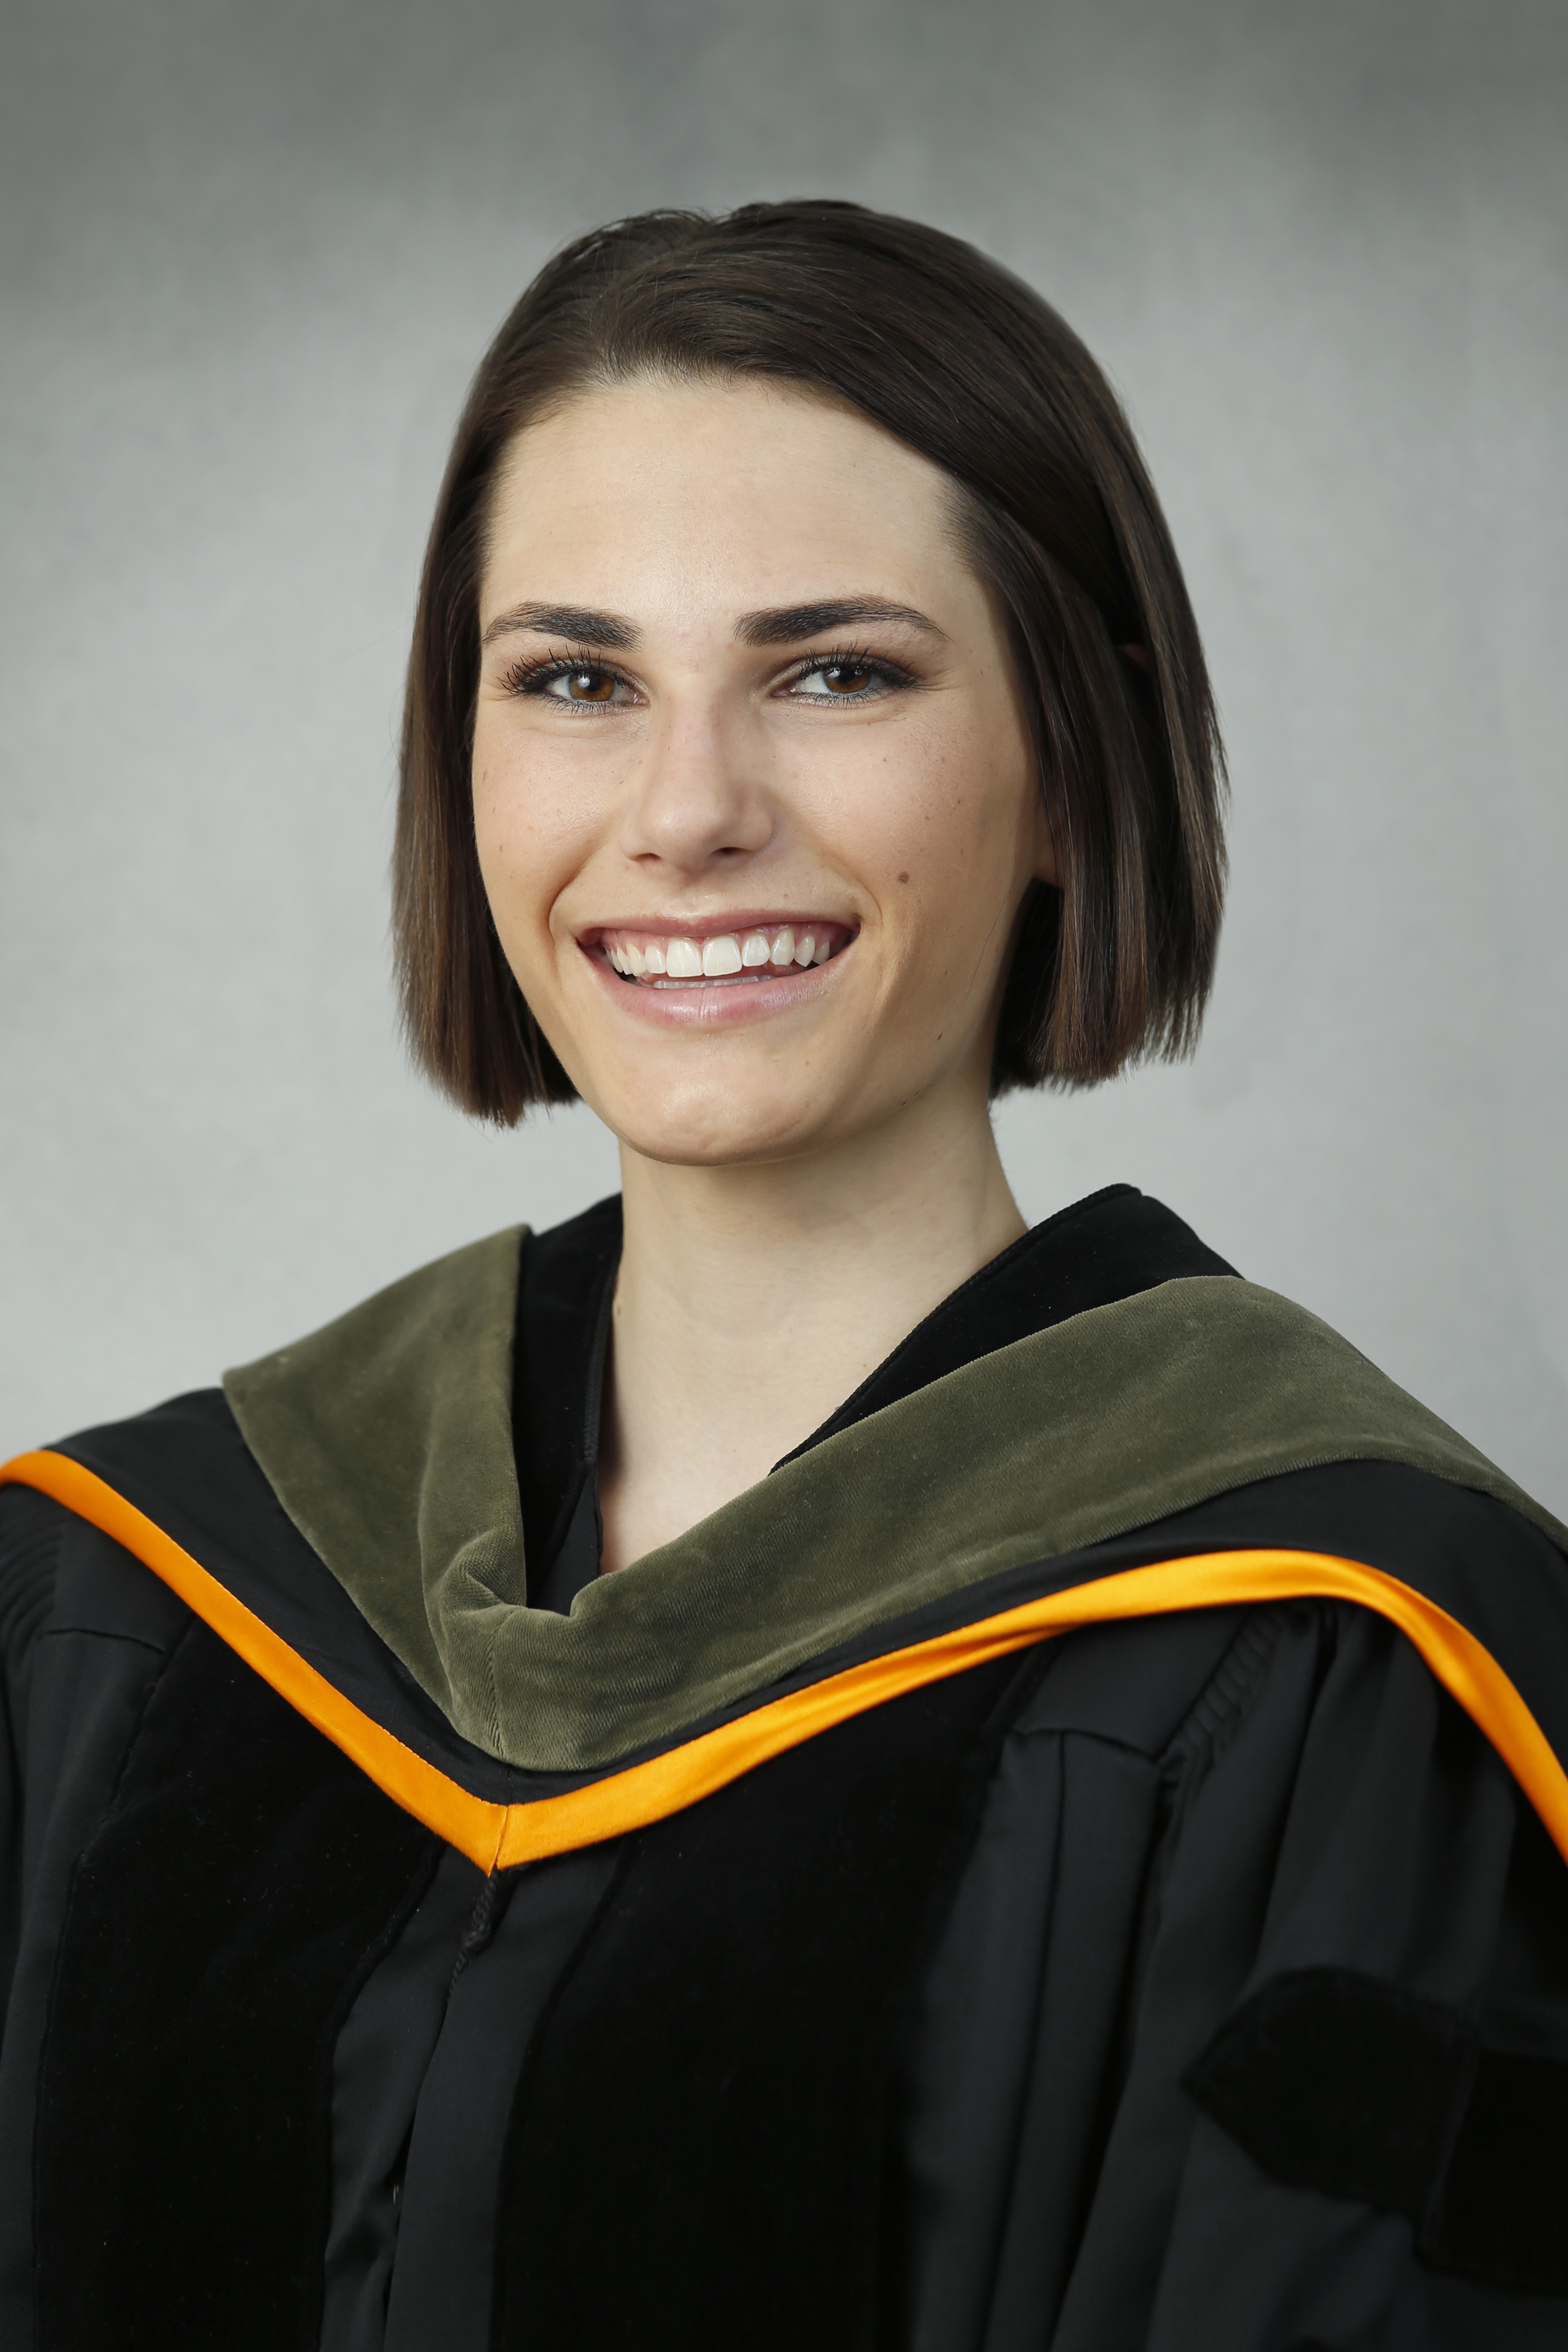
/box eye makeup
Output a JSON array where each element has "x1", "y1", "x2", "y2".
[{"x1": 496, "y1": 638, "x2": 924, "y2": 711}]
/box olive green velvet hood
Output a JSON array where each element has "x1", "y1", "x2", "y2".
[{"x1": 222, "y1": 1225, "x2": 1565, "y2": 1773}]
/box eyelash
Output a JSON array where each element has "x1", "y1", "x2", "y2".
[
  {"x1": 497, "y1": 645, "x2": 617, "y2": 702},
  {"x1": 496, "y1": 641, "x2": 920, "y2": 708},
  {"x1": 787, "y1": 643, "x2": 920, "y2": 701}
]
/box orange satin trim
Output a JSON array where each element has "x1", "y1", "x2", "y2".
[
  {"x1": 1, "y1": 1449, "x2": 507, "y2": 1869},
  {"x1": 6, "y1": 1445, "x2": 1568, "y2": 1875}
]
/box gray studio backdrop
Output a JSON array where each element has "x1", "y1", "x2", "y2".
[{"x1": 3, "y1": 0, "x2": 1565, "y2": 1515}]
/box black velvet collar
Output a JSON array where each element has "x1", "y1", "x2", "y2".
[{"x1": 514, "y1": 1185, "x2": 1237, "y2": 1613}]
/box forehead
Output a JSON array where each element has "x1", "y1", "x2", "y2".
[{"x1": 481, "y1": 374, "x2": 964, "y2": 625}]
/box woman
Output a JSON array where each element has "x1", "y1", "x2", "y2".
[{"x1": 3, "y1": 202, "x2": 1566, "y2": 2352}]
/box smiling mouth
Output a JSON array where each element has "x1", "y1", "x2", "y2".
[{"x1": 593, "y1": 921, "x2": 854, "y2": 988}]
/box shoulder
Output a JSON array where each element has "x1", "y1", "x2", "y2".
[
  {"x1": 0, "y1": 1483, "x2": 71, "y2": 1683},
  {"x1": 2, "y1": 1222, "x2": 530, "y2": 1687},
  {"x1": 0, "y1": 1469, "x2": 194, "y2": 1724},
  {"x1": 0, "y1": 1382, "x2": 351, "y2": 1724},
  {"x1": 981, "y1": 1272, "x2": 1568, "y2": 1558}
]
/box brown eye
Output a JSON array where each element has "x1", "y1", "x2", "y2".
[
  {"x1": 564, "y1": 668, "x2": 616, "y2": 704},
  {"x1": 781, "y1": 651, "x2": 911, "y2": 705}
]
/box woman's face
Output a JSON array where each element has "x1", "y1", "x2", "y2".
[{"x1": 472, "y1": 374, "x2": 1052, "y2": 1169}]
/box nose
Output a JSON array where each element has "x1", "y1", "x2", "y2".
[{"x1": 614, "y1": 690, "x2": 775, "y2": 875}]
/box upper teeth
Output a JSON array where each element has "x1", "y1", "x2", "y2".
[{"x1": 602, "y1": 923, "x2": 842, "y2": 980}]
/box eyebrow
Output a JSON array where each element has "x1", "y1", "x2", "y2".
[
  {"x1": 480, "y1": 595, "x2": 946, "y2": 653},
  {"x1": 735, "y1": 598, "x2": 946, "y2": 647},
  {"x1": 481, "y1": 602, "x2": 639, "y2": 650}
]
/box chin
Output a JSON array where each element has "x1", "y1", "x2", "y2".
[{"x1": 611, "y1": 1090, "x2": 839, "y2": 1172}]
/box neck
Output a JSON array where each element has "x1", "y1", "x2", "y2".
[{"x1": 596, "y1": 1082, "x2": 1027, "y2": 1572}]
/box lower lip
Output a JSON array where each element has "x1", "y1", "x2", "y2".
[{"x1": 581, "y1": 942, "x2": 853, "y2": 1029}]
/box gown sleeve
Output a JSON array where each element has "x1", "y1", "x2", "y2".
[
  {"x1": 896, "y1": 1593, "x2": 1568, "y2": 2352},
  {"x1": 0, "y1": 1486, "x2": 62, "y2": 2017},
  {"x1": 0, "y1": 1485, "x2": 195, "y2": 2348}
]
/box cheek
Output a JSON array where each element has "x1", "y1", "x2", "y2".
[
  {"x1": 470, "y1": 760, "x2": 526, "y2": 936},
  {"x1": 469, "y1": 736, "x2": 585, "y2": 980},
  {"x1": 853, "y1": 707, "x2": 1034, "y2": 915}
]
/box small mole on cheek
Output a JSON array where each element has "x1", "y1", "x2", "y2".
[{"x1": 898, "y1": 871, "x2": 910, "y2": 884}]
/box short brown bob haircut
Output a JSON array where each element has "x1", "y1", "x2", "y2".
[{"x1": 396, "y1": 200, "x2": 1226, "y2": 1121}]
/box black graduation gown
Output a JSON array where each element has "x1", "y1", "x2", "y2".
[{"x1": 2, "y1": 1187, "x2": 1568, "y2": 2352}]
